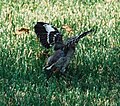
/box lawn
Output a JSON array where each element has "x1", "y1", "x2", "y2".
[{"x1": 0, "y1": 0, "x2": 120, "y2": 105}]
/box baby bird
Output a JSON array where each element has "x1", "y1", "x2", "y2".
[{"x1": 44, "y1": 30, "x2": 93, "y2": 80}]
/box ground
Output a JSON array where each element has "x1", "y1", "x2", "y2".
[{"x1": 0, "y1": 0, "x2": 120, "y2": 106}]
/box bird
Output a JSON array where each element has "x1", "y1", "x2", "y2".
[
  {"x1": 43, "y1": 30, "x2": 93, "y2": 80},
  {"x1": 34, "y1": 22, "x2": 63, "y2": 49},
  {"x1": 34, "y1": 22, "x2": 93, "y2": 80}
]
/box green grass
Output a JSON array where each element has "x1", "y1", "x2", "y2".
[{"x1": 0, "y1": 0, "x2": 120, "y2": 106}]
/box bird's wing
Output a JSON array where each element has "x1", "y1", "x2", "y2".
[
  {"x1": 44, "y1": 49, "x2": 65, "y2": 69},
  {"x1": 44, "y1": 49, "x2": 65, "y2": 80},
  {"x1": 45, "y1": 56, "x2": 68, "y2": 80},
  {"x1": 34, "y1": 22, "x2": 63, "y2": 49}
]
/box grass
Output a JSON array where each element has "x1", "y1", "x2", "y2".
[{"x1": 0, "y1": 0, "x2": 120, "y2": 105}]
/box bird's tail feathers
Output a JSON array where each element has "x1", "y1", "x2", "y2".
[
  {"x1": 75, "y1": 29, "x2": 94, "y2": 44},
  {"x1": 65, "y1": 29, "x2": 93, "y2": 47}
]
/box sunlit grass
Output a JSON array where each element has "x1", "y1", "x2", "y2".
[{"x1": 0, "y1": 0, "x2": 120, "y2": 105}]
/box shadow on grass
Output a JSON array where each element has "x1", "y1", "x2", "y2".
[{"x1": 0, "y1": 46, "x2": 119, "y2": 105}]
